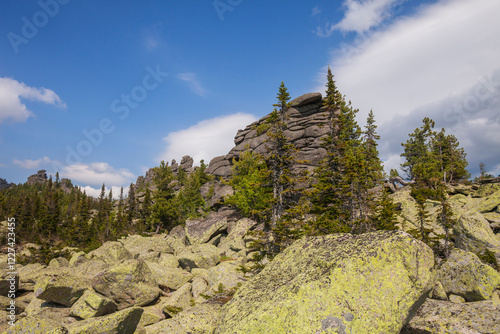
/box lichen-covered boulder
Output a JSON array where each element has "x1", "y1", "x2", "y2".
[
  {"x1": 25, "y1": 298, "x2": 73, "y2": 326},
  {"x1": 207, "y1": 260, "x2": 246, "y2": 295},
  {"x1": 454, "y1": 209, "x2": 500, "y2": 260},
  {"x1": 137, "y1": 304, "x2": 165, "y2": 327},
  {"x1": 192, "y1": 276, "x2": 209, "y2": 300},
  {"x1": 185, "y1": 212, "x2": 228, "y2": 245},
  {"x1": 161, "y1": 282, "x2": 193, "y2": 317},
  {"x1": 34, "y1": 274, "x2": 89, "y2": 307},
  {"x1": 5, "y1": 316, "x2": 69, "y2": 334},
  {"x1": 146, "y1": 302, "x2": 222, "y2": 333},
  {"x1": 436, "y1": 248, "x2": 500, "y2": 301},
  {"x1": 91, "y1": 259, "x2": 160, "y2": 310},
  {"x1": 215, "y1": 231, "x2": 435, "y2": 334},
  {"x1": 177, "y1": 244, "x2": 221, "y2": 271},
  {"x1": 119, "y1": 234, "x2": 174, "y2": 259},
  {"x1": 69, "y1": 290, "x2": 117, "y2": 319},
  {"x1": 474, "y1": 183, "x2": 500, "y2": 198},
  {"x1": 477, "y1": 189, "x2": 500, "y2": 213},
  {"x1": 218, "y1": 218, "x2": 257, "y2": 257},
  {"x1": 145, "y1": 261, "x2": 192, "y2": 290},
  {"x1": 67, "y1": 306, "x2": 143, "y2": 334},
  {"x1": 49, "y1": 257, "x2": 70, "y2": 268},
  {"x1": 87, "y1": 241, "x2": 132, "y2": 264},
  {"x1": 401, "y1": 299, "x2": 500, "y2": 334},
  {"x1": 430, "y1": 281, "x2": 448, "y2": 301},
  {"x1": 69, "y1": 252, "x2": 87, "y2": 267}
]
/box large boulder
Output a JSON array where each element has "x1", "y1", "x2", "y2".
[
  {"x1": 119, "y1": 234, "x2": 174, "y2": 258},
  {"x1": 177, "y1": 244, "x2": 222, "y2": 271},
  {"x1": 215, "y1": 231, "x2": 435, "y2": 334},
  {"x1": 34, "y1": 274, "x2": 89, "y2": 307},
  {"x1": 67, "y1": 306, "x2": 143, "y2": 334},
  {"x1": 0, "y1": 269, "x2": 19, "y2": 297},
  {"x1": 454, "y1": 209, "x2": 500, "y2": 260},
  {"x1": 146, "y1": 302, "x2": 222, "y2": 333},
  {"x1": 87, "y1": 241, "x2": 132, "y2": 264},
  {"x1": 69, "y1": 290, "x2": 117, "y2": 319},
  {"x1": 477, "y1": 189, "x2": 500, "y2": 213},
  {"x1": 436, "y1": 248, "x2": 500, "y2": 301},
  {"x1": 185, "y1": 212, "x2": 228, "y2": 245},
  {"x1": 145, "y1": 261, "x2": 193, "y2": 290},
  {"x1": 161, "y1": 282, "x2": 193, "y2": 318},
  {"x1": 5, "y1": 316, "x2": 69, "y2": 333},
  {"x1": 91, "y1": 259, "x2": 160, "y2": 310},
  {"x1": 218, "y1": 218, "x2": 257, "y2": 257},
  {"x1": 207, "y1": 260, "x2": 246, "y2": 295},
  {"x1": 401, "y1": 299, "x2": 500, "y2": 334}
]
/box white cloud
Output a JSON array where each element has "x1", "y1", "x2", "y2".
[
  {"x1": 159, "y1": 113, "x2": 258, "y2": 165},
  {"x1": 177, "y1": 73, "x2": 207, "y2": 97},
  {"x1": 316, "y1": 0, "x2": 401, "y2": 36},
  {"x1": 62, "y1": 162, "x2": 135, "y2": 187},
  {"x1": 317, "y1": 0, "x2": 500, "y2": 177},
  {"x1": 79, "y1": 185, "x2": 130, "y2": 200},
  {"x1": 0, "y1": 163, "x2": 6, "y2": 167},
  {"x1": 0, "y1": 77, "x2": 66, "y2": 124},
  {"x1": 13, "y1": 156, "x2": 52, "y2": 169}
]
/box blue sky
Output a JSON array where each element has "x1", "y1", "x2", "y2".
[{"x1": 1, "y1": 0, "x2": 499, "y2": 197}]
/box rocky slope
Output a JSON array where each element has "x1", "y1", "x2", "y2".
[{"x1": 2, "y1": 180, "x2": 500, "y2": 333}]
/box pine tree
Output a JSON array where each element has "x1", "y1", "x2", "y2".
[
  {"x1": 127, "y1": 183, "x2": 136, "y2": 223},
  {"x1": 149, "y1": 161, "x2": 179, "y2": 233}
]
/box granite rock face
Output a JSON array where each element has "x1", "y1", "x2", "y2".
[{"x1": 206, "y1": 92, "x2": 329, "y2": 178}]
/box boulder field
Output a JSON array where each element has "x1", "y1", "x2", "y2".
[{"x1": 1, "y1": 182, "x2": 500, "y2": 333}]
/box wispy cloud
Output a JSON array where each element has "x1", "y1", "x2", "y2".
[
  {"x1": 177, "y1": 72, "x2": 207, "y2": 97},
  {"x1": 311, "y1": 6, "x2": 321, "y2": 17},
  {"x1": 316, "y1": 0, "x2": 401, "y2": 37},
  {"x1": 316, "y1": 0, "x2": 500, "y2": 177},
  {"x1": 159, "y1": 112, "x2": 258, "y2": 165},
  {"x1": 0, "y1": 77, "x2": 66, "y2": 124},
  {"x1": 79, "y1": 185, "x2": 130, "y2": 199}
]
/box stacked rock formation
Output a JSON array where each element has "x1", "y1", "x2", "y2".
[{"x1": 206, "y1": 92, "x2": 329, "y2": 178}]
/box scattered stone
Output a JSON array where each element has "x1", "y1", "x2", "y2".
[
  {"x1": 119, "y1": 234, "x2": 174, "y2": 259},
  {"x1": 177, "y1": 244, "x2": 221, "y2": 271},
  {"x1": 437, "y1": 248, "x2": 500, "y2": 301},
  {"x1": 402, "y1": 299, "x2": 500, "y2": 334},
  {"x1": 449, "y1": 294, "x2": 466, "y2": 303},
  {"x1": 207, "y1": 260, "x2": 245, "y2": 295},
  {"x1": 34, "y1": 274, "x2": 89, "y2": 307},
  {"x1": 430, "y1": 281, "x2": 448, "y2": 301},
  {"x1": 5, "y1": 316, "x2": 68, "y2": 334},
  {"x1": 477, "y1": 189, "x2": 500, "y2": 212},
  {"x1": 185, "y1": 212, "x2": 228, "y2": 245},
  {"x1": 87, "y1": 241, "x2": 132, "y2": 264},
  {"x1": 161, "y1": 282, "x2": 193, "y2": 318},
  {"x1": 49, "y1": 257, "x2": 70, "y2": 268},
  {"x1": 145, "y1": 261, "x2": 192, "y2": 291},
  {"x1": 69, "y1": 252, "x2": 87, "y2": 267},
  {"x1": 146, "y1": 302, "x2": 222, "y2": 333},
  {"x1": 92, "y1": 259, "x2": 160, "y2": 310},
  {"x1": 67, "y1": 306, "x2": 143, "y2": 334},
  {"x1": 70, "y1": 290, "x2": 117, "y2": 319}
]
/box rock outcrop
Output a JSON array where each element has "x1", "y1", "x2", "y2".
[
  {"x1": 26, "y1": 169, "x2": 48, "y2": 185},
  {"x1": 0, "y1": 178, "x2": 14, "y2": 190},
  {"x1": 215, "y1": 231, "x2": 436, "y2": 334},
  {"x1": 206, "y1": 92, "x2": 329, "y2": 178}
]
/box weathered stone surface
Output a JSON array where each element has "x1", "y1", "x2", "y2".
[
  {"x1": 67, "y1": 306, "x2": 143, "y2": 334},
  {"x1": 218, "y1": 218, "x2": 257, "y2": 257},
  {"x1": 401, "y1": 299, "x2": 500, "y2": 334},
  {"x1": 477, "y1": 189, "x2": 500, "y2": 212},
  {"x1": 146, "y1": 302, "x2": 222, "y2": 333},
  {"x1": 449, "y1": 294, "x2": 466, "y2": 303},
  {"x1": 119, "y1": 234, "x2": 174, "y2": 259},
  {"x1": 430, "y1": 281, "x2": 448, "y2": 301},
  {"x1": 215, "y1": 231, "x2": 435, "y2": 334},
  {"x1": 91, "y1": 259, "x2": 160, "y2": 310},
  {"x1": 474, "y1": 183, "x2": 500, "y2": 198},
  {"x1": 169, "y1": 225, "x2": 186, "y2": 244},
  {"x1": 192, "y1": 276, "x2": 209, "y2": 300},
  {"x1": 34, "y1": 274, "x2": 89, "y2": 307},
  {"x1": 87, "y1": 241, "x2": 132, "y2": 264},
  {"x1": 436, "y1": 248, "x2": 500, "y2": 301},
  {"x1": 185, "y1": 212, "x2": 228, "y2": 245},
  {"x1": 177, "y1": 244, "x2": 221, "y2": 271},
  {"x1": 207, "y1": 260, "x2": 246, "y2": 295},
  {"x1": 162, "y1": 282, "x2": 193, "y2": 317},
  {"x1": 73, "y1": 260, "x2": 107, "y2": 280},
  {"x1": 290, "y1": 92, "x2": 322, "y2": 107},
  {"x1": 69, "y1": 290, "x2": 117, "y2": 319},
  {"x1": 454, "y1": 209, "x2": 500, "y2": 260},
  {"x1": 69, "y1": 252, "x2": 87, "y2": 267},
  {"x1": 145, "y1": 261, "x2": 192, "y2": 290},
  {"x1": 138, "y1": 304, "x2": 165, "y2": 327},
  {"x1": 25, "y1": 298, "x2": 73, "y2": 327},
  {"x1": 5, "y1": 316, "x2": 69, "y2": 333},
  {"x1": 49, "y1": 257, "x2": 70, "y2": 268}
]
